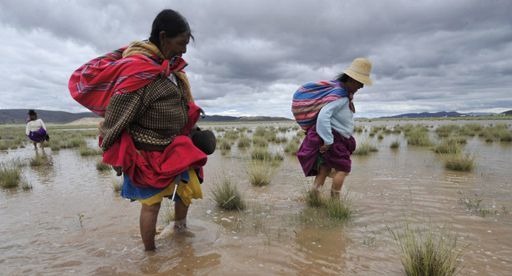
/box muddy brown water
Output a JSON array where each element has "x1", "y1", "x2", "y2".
[{"x1": 1, "y1": 120, "x2": 511, "y2": 275}]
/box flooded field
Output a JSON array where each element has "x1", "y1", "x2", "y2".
[{"x1": 1, "y1": 120, "x2": 512, "y2": 275}]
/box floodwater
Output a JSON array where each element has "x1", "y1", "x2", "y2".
[{"x1": 1, "y1": 120, "x2": 511, "y2": 275}]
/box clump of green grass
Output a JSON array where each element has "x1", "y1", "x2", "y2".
[
  {"x1": 284, "y1": 139, "x2": 300, "y2": 155},
  {"x1": 406, "y1": 128, "x2": 432, "y2": 146},
  {"x1": 252, "y1": 136, "x2": 268, "y2": 147},
  {"x1": 79, "y1": 145, "x2": 102, "y2": 156},
  {"x1": 390, "y1": 140, "x2": 400, "y2": 149},
  {"x1": 223, "y1": 130, "x2": 239, "y2": 141},
  {"x1": 20, "y1": 180, "x2": 32, "y2": 191},
  {"x1": 218, "y1": 140, "x2": 232, "y2": 151},
  {"x1": 444, "y1": 153, "x2": 474, "y2": 172},
  {"x1": 237, "y1": 136, "x2": 251, "y2": 149},
  {"x1": 0, "y1": 163, "x2": 22, "y2": 189},
  {"x1": 248, "y1": 161, "x2": 274, "y2": 186},
  {"x1": 61, "y1": 137, "x2": 86, "y2": 149},
  {"x1": 305, "y1": 189, "x2": 325, "y2": 208},
  {"x1": 251, "y1": 147, "x2": 272, "y2": 161},
  {"x1": 458, "y1": 192, "x2": 492, "y2": 217},
  {"x1": 211, "y1": 178, "x2": 246, "y2": 211},
  {"x1": 96, "y1": 160, "x2": 111, "y2": 171},
  {"x1": 389, "y1": 223, "x2": 463, "y2": 276},
  {"x1": 435, "y1": 125, "x2": 459, "y2": 138},
  {"x1": 433, "y1": 139, "x2": 462, "y2": 154},
  {"x1": 49, "y1": 142, "x2": 61, "y2": 151},
  {"x1": 353, "y1": 142, "x2": 378, "y2": 155},
  {"x1": 377, "y1": 134, "x2": 384, "y2": 140},
  {"x1": 325, "y1": 197, "x2": 352, "y2": 221},
  {"x1": 499, "y1": 130, "x2": 512, "y2": 142}
]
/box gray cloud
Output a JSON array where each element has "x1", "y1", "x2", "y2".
[{"x1": 1, "y1": 0, "x2": 511, "y2": 117}]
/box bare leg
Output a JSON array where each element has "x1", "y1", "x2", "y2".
[
  {"x1": 140, "y1": 202, "x2": 161, "y2": 251},
  {"x1": 174, "y1": 200, "x2": 189, "y2": 231},
  {"x1": 331, "y1": 171, "x2": 349, "y2": 198},
  {"x1": 33, "y1": 142, "x2": 37, "y2": 150},
  {"x1": 312, "y1": 165, "x2": 330, "y2": 191}
]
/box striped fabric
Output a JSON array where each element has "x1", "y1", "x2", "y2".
[
  {"x1": 68, "y1": 44, "x2": 187, "y2": 117},
  {"x1": 292, "y1": 80, "x2": 348, "y2": 130}
]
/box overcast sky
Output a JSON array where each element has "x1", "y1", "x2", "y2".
[{"x1": 1, "y1": 0, "x2": 511, "y2": 118}]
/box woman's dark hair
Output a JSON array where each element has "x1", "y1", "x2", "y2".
[
  {"x1": 28, "y1": 109, "x2": 37, "y2": 120},
  {"x1": 149, "y1": 9, "x2": 193, "y2": 47},
  {"x1": 336, "y1": 73, "x2": 351, "y2": 83}
]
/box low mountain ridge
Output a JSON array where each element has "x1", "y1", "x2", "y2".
[{"x1": 0, "y1": 109, "x2": 291, "y2": 124}]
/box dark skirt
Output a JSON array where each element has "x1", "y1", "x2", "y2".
[
  {"x1": 296, "y1": 126, "x2": 356, "y2": 176},
  {"x1": 28, "y1": 128, "x2": 49, "y2": 143}
]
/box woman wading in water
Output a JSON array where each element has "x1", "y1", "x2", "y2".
[{"x1": 293, "y1": 58, "x2": 373, "y2": 198}]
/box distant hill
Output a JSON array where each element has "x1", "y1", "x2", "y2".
[
  {"x1": 0, "y1": 109, "x2": 97, "y2": 124},
  {"x1": 384, "y1": 111, "x2": 464, "y2": 118},
  {"x1": 0, "y1": 109, "x2": 291, "y2": 124},
  {"x1": 383, "y1": 110, "x2": 511, "y2": 118}
]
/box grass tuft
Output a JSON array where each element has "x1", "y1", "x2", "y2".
[
  {"x1": 390, "y1": 140, "x2": 400, "y2": 149},
  {"x1": 305, "y1": 189, "x2": 325, "y2": 208},
  {"x1": 0, "y1": 163, "x2": 22, "y2": 189},
  {"x1": 444, "y1": 153, "x2": 474, "y2": 172},
  {"x1": 96, "y1": 160, "x2": 111, "y2": 171},
  {"x1": 389, "y1": 223, "x2": 463, "y2": 276},
  {"x1": 433, "y1": 139, "x2": 462, "y2": 154},
  {"x1": 248, "y1": 161, "x2": 273, "y2": 186},
  {"x1": 353, "y1": 142, "x2": 378, "y2": 155},
  {"x1": 325, "y1": 197, "x2": 352, "y2": 221},
  {"x1": 211, "y1": 178, "x2": 246, "y2": 211},
  {"x1": 237, "y1": 136, "x2": 251, "y2": 149}
]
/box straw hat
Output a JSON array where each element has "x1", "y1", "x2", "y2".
[{"x1": 343, "y1": 58, "x2": 373, "y2": 86}]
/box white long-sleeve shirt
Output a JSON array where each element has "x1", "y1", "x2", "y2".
[
  {"x1": 26, "y1": 119, "x2": 47, "y2": 135},
  {"x1": 316, "y1": 98, "x2": 354, "y2": 145}
]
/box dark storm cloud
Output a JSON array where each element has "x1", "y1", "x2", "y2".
[{"x1": 0, "y1": 0, "x2": 511, "y2": 117}]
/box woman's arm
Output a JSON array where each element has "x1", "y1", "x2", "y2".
[
  {"x1": 39, "y1": 119, "x2": 47, "y2": 131},
  {"x1": 316, "y1": 98, "x2": 348, "y2": 145},
  {"x1": 101, "y1": 91, "x2": 143, "y2": 151}
]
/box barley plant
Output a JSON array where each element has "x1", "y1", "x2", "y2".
[
  {"x1": 211, "y1": 178, "x2": 246, "y2": 211},
  {"x1": 389, "y1": 223, "x2": 463, "y2": 276}
]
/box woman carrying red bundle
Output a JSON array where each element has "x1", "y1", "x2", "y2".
[{"x1": 69, "y1": 9, "x2": 210, "y2": 251}]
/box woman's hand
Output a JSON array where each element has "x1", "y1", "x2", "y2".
[{"x1": 319, "y1": 144, "x2": 331, "y2": 153}]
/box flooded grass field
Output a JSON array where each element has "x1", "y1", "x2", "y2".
[{"x1": 1, "y1": 120, "x2": 511, "y2": 275}]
